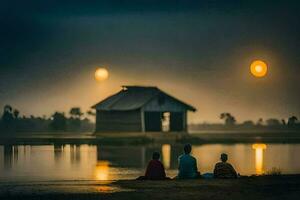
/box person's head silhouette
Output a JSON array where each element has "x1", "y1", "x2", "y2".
[
  {"x1": 184, "y1": 144, "x2": 192, "y2": 154},
  {"x1": 152, "y1": 152, "x2": 160, "y2": 160},
  {"x1": 220, "y1": 153, "x2": 228, "y2": 162}
]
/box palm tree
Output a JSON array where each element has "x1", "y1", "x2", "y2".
[
  {"x1": 257, "y1": 118, "x2": 264, "y2": 126},
  {"x1": 50, "y1": 112, "x2": 67, "y2": 130},
  {"x1": 69, "y1": 107, "x2": 83, "y2": 119},
  {"x1": 4, "y1": 105, "x2": 12, "y2": 113},
  {"x1": 13, "y1": 109, "x2": 20, "y2": 119},
  {"x1": 287, "y1": 116, "x2": 298, "y2": 126},
  {"x1": 1, "y1": 105, "x2": 14, "y2": 129},
  {"x1": 220, "y1": 113, "x2": 236, "y2": 126}
]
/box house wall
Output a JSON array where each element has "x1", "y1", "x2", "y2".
[{"x1": 95, "y1": 110, "x2": 142, "y2": 132}]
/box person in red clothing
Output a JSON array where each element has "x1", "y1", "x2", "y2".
[
  {"x1": 213, "y1": 153, "x2": 238, "y2": 179},
  {"x1": 137, "y1": 152, "x2": 169, "y2": 180}
]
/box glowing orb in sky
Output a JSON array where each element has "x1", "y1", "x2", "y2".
[
  {"x1": 95, "y1": 68, "x2": 109, "y2": 81},
  {"x1": 250, "y1": 60, "x2": 268, "y2": 78}
]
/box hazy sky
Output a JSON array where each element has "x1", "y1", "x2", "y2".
[{"x1": 1, "y1": 0, "x2": 300, "y2": 123}]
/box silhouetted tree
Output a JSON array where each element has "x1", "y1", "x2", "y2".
[
  {"x1": 80, "y1": 117, "x2": 94, "y2": 131},
  {"x1": 50, "y1": 112, "x2": 67, "y2": 131},
  {"x1": 257, "y1": 118, "x2": 264, "y2": 126},
  {"x1": 1, "y1": 105, "x2": 15, "y2": 130},
  {"x1": 287, "y1": 116, "x2": 298, "y2": 126},
  {"x1": 68, "y1": 107, "x2": 84, "y2": 130},
  {"x1": 220, "y1": 113, "x2": 236, "y2": 126},
  {"x1": 13, "y1": 109, "x2": 20, "y2": 119},
  {"x1": 69, "y1": 107, "x2": 83, "y2": 119},
  {"x1": 0, "y1": 106, "x2": 94, "y2": 132},
  {"x1": 4, "y1": 105, "x2": 12, "y2": 112}
]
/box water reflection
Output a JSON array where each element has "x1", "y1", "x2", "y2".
[
  {"x1": 54, "y1": 144, "x2": 63, "y2": 162},
  {"x1": 4, "y1": 145, "x2": 13, "y2": 169},
  {"x1": 162, "y1": 144, "x2": 171, "y2": 169},
  {"x1": 252, "y1": 144, "x2": 267, "y2": 175},
  {"x1": 70, "y1": 145, "x2": 81, "y2": 164},
  {"x1": 95, "y1": 161, "x2": 110, "y2": 181},
  {"x1": 0, "y1": 143, "x2": 299, "y2": 181}
]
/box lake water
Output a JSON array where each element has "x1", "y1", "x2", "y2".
[{"x1": 0, "y1": 143, "x2": 300, "y2": 181}]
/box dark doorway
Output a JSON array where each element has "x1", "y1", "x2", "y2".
[
  {"x1": 170, "y1": 112, "x2": 184, "y2": 131},
  {"x1": 144, "y1": 112, "x2": 162, "y2": 131}
]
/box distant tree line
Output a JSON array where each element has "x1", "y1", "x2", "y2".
[
  {"x1": 2, "y1": 106, "x2": 299, "y2": 133},
  {"x1": 189, "y1": 112, "x2": 300, "y2": 131},
  {"x1": 0, "y1": 105, "x2": 95, "y2": 134}
]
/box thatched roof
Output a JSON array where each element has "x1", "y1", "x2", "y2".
[{"x1": 92, "y1": 86, "x2": 196, "y2": 112}]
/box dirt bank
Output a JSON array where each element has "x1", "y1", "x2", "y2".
[{"x1": 0, "y1": 175, "x2": 299, "y2": 200}]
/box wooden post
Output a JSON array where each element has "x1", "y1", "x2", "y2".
[
  {"x1": 141, "y1": 146, "x2": 146, "y2": 167},
  {"x1": 183, "y1": 111, "x2": 187, "y2": 132},
  {"x1": 140, "y1": 108, "x2": 145, "y2": 132},
  {"x1": 95, "y1": 110, "x2": 99, "y2": 132}
]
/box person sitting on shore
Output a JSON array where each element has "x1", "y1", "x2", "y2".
[
  {"x1": 177, "y1": 144, "x2": 201, "y2": 179},
  {"x1": 137, "y1": 152, "x2": 168, "y2": 180},
  {"x1": 213, "y1": 153, "x2": 238, "y2": 179}
]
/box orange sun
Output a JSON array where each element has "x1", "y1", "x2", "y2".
[
  {"x1": 250, "y1": 60, "x2": 268, "y2": 78},
  {"x1": 95, "y1": 68, "x2": 109, "y2": 81}
]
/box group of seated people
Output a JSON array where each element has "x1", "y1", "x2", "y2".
[{"x1": 138, "y1": 144, "x2": 238, "y2": 180}]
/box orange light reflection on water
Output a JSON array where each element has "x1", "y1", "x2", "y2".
[
  {"x1": 252, "y1": 144, "x2": 267, "y2": 175},
  {"x1": 95, "y1": 161, "x2": 110, "y2": 181},
  {"x1": 162, "y1": 144, "x2": 171, "y2": 169}
]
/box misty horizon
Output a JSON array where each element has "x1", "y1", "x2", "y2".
[{"x1": 1, "y1": 0, "x2": 300, "y2": 123}]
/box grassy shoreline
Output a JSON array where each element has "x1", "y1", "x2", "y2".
[{"x1": 1, "y1": 131, "x2": 300, "y2": 145}]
